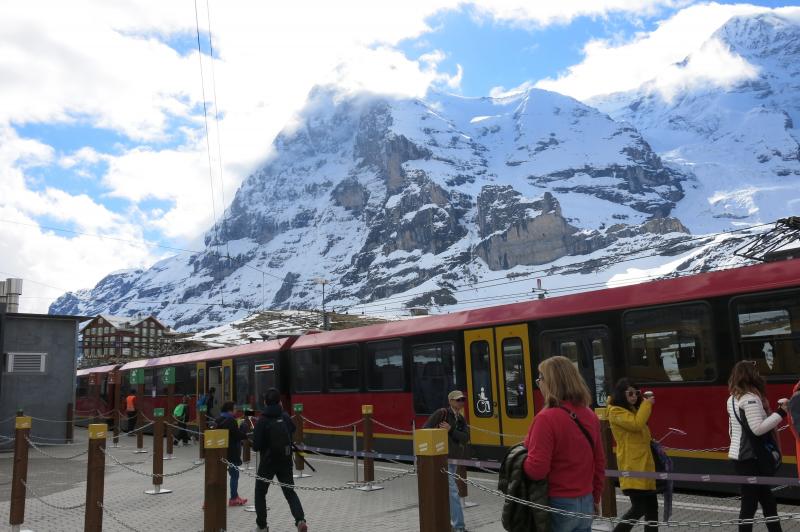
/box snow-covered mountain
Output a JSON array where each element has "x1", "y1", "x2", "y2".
[
  {"x1": 590, "y1": 11, "x2": 800, "y2": 234},
  {"x1": 51, "y1": 12, "x2": 800, "y2": 330}
]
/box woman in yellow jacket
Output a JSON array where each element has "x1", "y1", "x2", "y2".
[{"x1": 608, "y1": 378, "x2": 658, "y2": 532}]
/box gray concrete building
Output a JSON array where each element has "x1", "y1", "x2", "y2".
[{"x1": 0, "y1": 304, "x2": 85, "y2": 449}]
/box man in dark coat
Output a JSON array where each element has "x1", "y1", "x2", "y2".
[
  {"x1": 252, "y1": 388, "x2": 308, "y2": 532},
  {"x1": 424, "y1": 390, "x2": 470, "y2": 532},
  {"x1": 215, "y1": 401, "x2": 247, "y2": 506}
]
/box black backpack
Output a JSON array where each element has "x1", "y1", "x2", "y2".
[{"x1": 265, "y1": 417, "x2": 292, "y2": 465}]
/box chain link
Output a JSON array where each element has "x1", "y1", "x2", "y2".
[
  {"x1": 226, "y1": 458, "x2": 416, "y2": 490},
  {"x1": 663, "y1": 445, "x2": 729, "y2": 453},
  {"x1": 164, "y1": 421, "x2": 203, "y2": 436},
  {"x1": 98, "y1": 501, "x2": 145, "y2": 532},
  {"x1": 444, "y1": 469, "x2": 800, "y2": 528},
  {"x1": 466, "y1": 423, "x2": 526, "y2": 439},
  {"x1": 20, "y1": 479, "x2": 86, "y2": 511},
  {"x1": 300, "y1": 414, "x2": 362, "y2": 430},
  {"x1": 102, "y1": 448, "x2": 205, "y2": 477},
  {"x1": 26, "y1": 437, "x2": 89, "y2": 459},
  {"x1": 371, "y1": 418, "x2": 413, "y2": 433}
]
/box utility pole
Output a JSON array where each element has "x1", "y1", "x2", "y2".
[{"x1": 313, "y1": 278, "x2": 330, "y2": 330}]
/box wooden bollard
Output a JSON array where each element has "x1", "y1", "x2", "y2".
[
  {"x1": 596, "y1": 408, "x2": 617, "y2": 518},
  {"x1": 9, "y1": 415, "x2": 31, "y2": 531},
  {"x1": 195, "y1": 405, "x2": 207, "y2": 465},
  {"x1": 66, "y1": 402, "x2": 74, "y2": 443},
  {"x1": 135, "y1": 383, "x2": 146, "y2": 454},
  {"x1": 415, "y1": 428, "x2": 450, "y2": 532},
  {"x1": 146, "y1": 409, "x2": 172, "y2": 495},
  {"x1": 357, "y1": 405, "x2": 382, "y2": 492},
  {"x1": 165, "y1": 382, "x2": 175, "y2": 459},
  {"x1": 110, "y1": 370, "x2": 120, "y2": 447},
  {"x1": 203, "y1": 429, "x2": 228, "y2": 532},
  {"x1": 84, "y1": 423, "x2": 107, "y2": 532},
  {"x1": 292, "y1": 404, "x2": 310, "y2": 478}
]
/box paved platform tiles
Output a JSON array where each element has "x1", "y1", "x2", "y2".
[{"x1": 2, "y1": 430, "x2": 799, "y2": 531}]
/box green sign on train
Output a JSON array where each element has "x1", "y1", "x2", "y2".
[
  {"x1": 162, "y1": 367, "x2": 175, "y2": 385},
  {"x1": 129, "y1": 368, "x2": 144, "y2": 385}
]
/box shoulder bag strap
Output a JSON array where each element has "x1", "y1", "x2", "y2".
[{"x1": 558, "y1": 406, "x2": 594, "y2": 449}]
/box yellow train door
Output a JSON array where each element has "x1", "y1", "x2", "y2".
[
  {"x1": 195, "y1": 361, "x2": 206, "y2": 423},
  {"x1": 494, "y1": 324, "x2": 535, "y2": 446},
  {"x1": 464, "y1": 328, "x2": 501, "y2": 447},
  {"x1": 222, "y1": 359, "x2": 233, "y2": 403},
  {"x1": 464, "y1": 324, "x2": 534, "y2": 448}
]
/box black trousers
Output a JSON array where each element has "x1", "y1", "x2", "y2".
[
  {"x1": 733, "y1": 459, "x2": 782, "y2": 532},
  {"x1": 175, "y1": 420, "x2": 189, "y2": 443},
  {"x1": 126, "y1": 410, "x2": 136, "y2": 433},
  {"x1": 613, "y1": 490, "x2": 658, "y2": 532},
  {"x1": 254, "y1": 461, "x2": 305, "y2": 529}
]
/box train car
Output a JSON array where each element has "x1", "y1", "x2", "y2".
[
  {"x1": 287, "y1": 258, "x2": 800, "y2": 482},
  {"x1": 75, "y1": 258, "x2": 800, "y2": 485},
  {"x1": 75, "y1": 363, "x2": 120, "y2": 422}
]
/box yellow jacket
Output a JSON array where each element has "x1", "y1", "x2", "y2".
[{"x1": 608, "y1": 399, "x2": 655, "y2": 491}]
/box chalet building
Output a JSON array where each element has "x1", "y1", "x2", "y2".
[{"x1": 80, "y1": 314, "x2": 175, "y2": 364}]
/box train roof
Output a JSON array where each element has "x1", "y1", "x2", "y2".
[
  {"x1": 118, "y1": 337, "x2": 291, "y2": 371},
  {"x1": 292, "y1": 259, "x2": 800, "y2": 349},
  {"x1": 76, "y1": 364, "x2": 119, "y2": 376}
]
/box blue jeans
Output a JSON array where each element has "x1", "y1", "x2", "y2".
[
  {"x1": 448, "y1": 464, "x2": 465, "y2": 530},
  {"x1": 228, "y1": 464, "x2": 240, "y2": 499},
  {"x1": 550, "y1": 494, "x2": 594, "y2": 532}
]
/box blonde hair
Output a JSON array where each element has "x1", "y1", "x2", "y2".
[{"x1": 538, "y1": 356, "x2": 592, "y2": 408}]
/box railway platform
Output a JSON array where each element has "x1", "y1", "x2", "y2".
[{"x1": 3, "y1": 429, "x2": 800, "y2": 531}]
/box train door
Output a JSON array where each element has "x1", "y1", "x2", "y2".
[
  {"x1": 539, "y1": 327, "x2": 611, "y2": 407},
  {"x1": 464, "y1": 325, "x2": 535, "y2": 447},
  {"x1": 253, "y1": 358, "x2": 278, "y2": 409},
  {"x1": 208, "y1": 365, "x2": 221, "y2": 413},
  {"x1": 221, "y1": 359, "x2": 233, "y2": 403}
]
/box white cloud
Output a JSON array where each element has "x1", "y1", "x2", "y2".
[
  {"x1": 533, "y1": 2, "x2": 775, "y2": 101},
  {"x1": 471, "y1": 0, "x2": 687, "y2": 28}
]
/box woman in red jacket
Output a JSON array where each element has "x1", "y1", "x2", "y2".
[{"x1": 524, "y1": 356, "x2": 606, "y2": 532}]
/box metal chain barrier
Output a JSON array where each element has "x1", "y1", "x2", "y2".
[
  {"x1": 29, "y1": 415, "x2": 92, "y2": 423},
  {"x1": 98, "y1": 501, "x2": 144, "y2": 532},
  {"x1": 371, "y1": 418, "x2": 413, "y2": 433},
  {"x1": 128, "y1": 421, "x2": 155, "y2": 434},
  {"x1": 164, "y1": 421, "x2": 203, "y2": 436},
  {"x1": 444, "y1": 468, "x2": 800, "y2": 528},
  {"x1": 26, "y1": 437, "x2": 90, "y2": 460},
  {"x1": 0, "y1": 433, "x2": 14, "y2": 442},
  {"x1": 226, "y1": 458, "x2": 416, "y2": 490},
  {"x1": 663, "y1": 445, "x2": 729, "y2": 453},
  {"x1": 466, "y1": 423, "x2": 526, "y2": 439},
  {"x1": 101, "y1": 447, "x2": 205, "y2": 478},
  {"x1": 20, "y1": 479, "x2": 86, "y2": 511},
  {"x1": 300, "y1": 414, "x2": 362, "y2": 430}
]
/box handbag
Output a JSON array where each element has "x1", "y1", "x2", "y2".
[
  {"x1": 731, "y1": 397, "x2": 782, "y2": 475},
  {"x1": 649, "y1": 440, "x2": 672, "y2": 493}
]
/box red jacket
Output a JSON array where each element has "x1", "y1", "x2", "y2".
[{"x1": 523, "y1": 401, "x2": 605, "y2": 503}]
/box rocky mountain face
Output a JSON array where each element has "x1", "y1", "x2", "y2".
[
  {"x1": 51, "y1": 86, "x2": 692, "y2": 329},
  {"x1": 53, "y1": 11, "x2": 800, "y2": 330},
  {"x1": 590, "y1": 12, "x2": 800, "y2": 233}
]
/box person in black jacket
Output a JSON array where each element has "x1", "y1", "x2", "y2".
[
  {"x1": 423, "y1": 389, "x2": 470, "y2": 532},
  {"x1": 215, "y1": 401, "x2": 247, "y2": 506},
  {"x1": 252, "y1": 388, "x2": 308, "y2": 532}
]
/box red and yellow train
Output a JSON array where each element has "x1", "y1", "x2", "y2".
[{"x1": 77, "y1": 258, "x2": 800, "y2": 479}]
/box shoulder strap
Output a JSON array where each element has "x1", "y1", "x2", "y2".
[
  {"x1": 731, "y1": 397, "x2": 744, "y2": 427},
  {"x1": 558, "y1": 406, "x2": 594, "y2": 449}
]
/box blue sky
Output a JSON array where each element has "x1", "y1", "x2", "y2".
[{"x1": 0, "y1": 0, "x2": 794, "y2": 311}]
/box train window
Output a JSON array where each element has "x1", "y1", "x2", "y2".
[
  {"x1": 412, "y1": 342, "x2": 456, "y2": 415},
  {"x1": 623, "y1": 304, "x2": 715, "y2": 383},
  {"x1": 734, "y1": 291, "x2": 800, "y2": 377},
  {"x1": 326, "y1": 345, "x2": 360, "y2": 392},
  {"x1": 470, "y1": 341, "x2": 494, "y2": 418},
  {"x1": 367, "y1": 340, "x2": 404, "y2": 391},
  {"x1": 235, "y1": 361, "x2": 250, "y2": 406},
  {"x1": 501, "y1": 338, "x2": 528, "y2": 418},
  {"x1": 540, "y1": 328, "x2": 611, "y2": 406},
  {"x1": 293, "y1": 349, "x2": 322, "y2": 392}
]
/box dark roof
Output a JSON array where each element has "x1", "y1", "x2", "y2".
[{"x1": 6, "y1": 312, "x2": 92, "y2": 321}]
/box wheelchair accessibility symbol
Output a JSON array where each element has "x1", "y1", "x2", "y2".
[{"x1": 475, "y1": 387, "x2": 492, "y2": 414}]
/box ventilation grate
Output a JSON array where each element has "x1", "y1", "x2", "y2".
[{"x1": 7, "y1": 352, "x2": 46, "y2": 373}]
